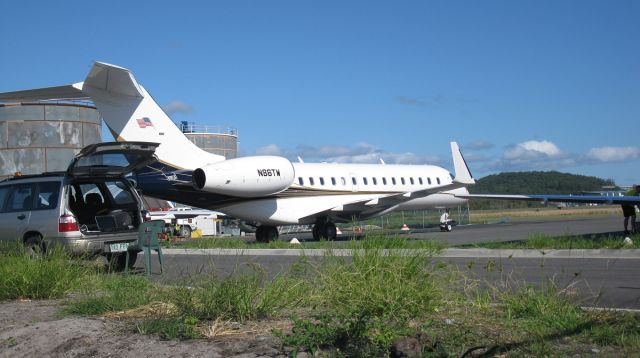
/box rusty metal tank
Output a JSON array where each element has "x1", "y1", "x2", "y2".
[{"x1": 0, "y1": 103, "x2": 101, "y2": 178}]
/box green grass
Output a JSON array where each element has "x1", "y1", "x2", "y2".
[
  {"x1": 2, "y1": 233, "x2": 638, "y2": 355},
  {"x1": 467, "y1": 232, "x2": 640, "y2": 249},
  {"x1": 64, "y1": 274, "x2": 155, "y2": 315},
  {"x1": 0, "y1": 243, "x2": 95, "y2": 300},
  {"x1": 279, "y1": 238, "x2": 445, "y2": 355},
  {"x1": 136, "y1": 316, "x2": 201, "y2": 340},
  {"x1": 65, "y1": 260, "x2": 311, "y2": 339},
  {"x1": 127, "y1": 271, "x2": 311, "y2": 340},
  {"x1": 166, "y1": 271, "x2": 310, "y2": 322}
]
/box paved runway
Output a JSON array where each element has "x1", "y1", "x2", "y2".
[
  {"x1": 279, "y1": 215, "x2": 625, "y2": 246},
  {"x1": 135, "y1": 216, "x2": 640, "y2": 309}
]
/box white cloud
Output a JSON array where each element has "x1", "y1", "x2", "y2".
[
  {"x1": 251, "y1": 140, "x2": 639, "y2": 181},
  {"x1": 255, "y1": 144, "x2": 283, "y2": 156},
  {"x1": 479, "y1": 139, "x2": 577, "y2": 172},
  {"x1": 256, "y1": 142, "x2": 443, "y2": 165},
  {"x1": 586, "y1": 146, "x2": 640, "y2": 163},
  {"x1": 504, "y1": 140, "x2": 562, "y2": 160},
  {"x1": 163, "y1": 100, "x2": 193, "y2": 114}
]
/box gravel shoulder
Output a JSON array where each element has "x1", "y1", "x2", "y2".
[{"x1": 0, "y1": 299, "x2": 290, "y2": 358}]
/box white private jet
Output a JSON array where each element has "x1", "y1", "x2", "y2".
[{"x1": 0, "y1": 62, "x2": 475, "y2": 242}]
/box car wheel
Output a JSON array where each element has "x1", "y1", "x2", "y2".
[
  {"x1": 180, "y1": 225, "x2": 192, "y2": 239},
  {"x1": 24, "y1": 235, "x2": 46, "y2": 257}
]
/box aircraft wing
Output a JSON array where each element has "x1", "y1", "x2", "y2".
[
  {"x1": 341, "y1": 181, "x2": 466, "y2": 211},
  {"x1": 457, "y1": 194, "x2": 640, "y2": 205},
  {"x1": 297, "y1": 185, "x2": 462, "y2": 224}
]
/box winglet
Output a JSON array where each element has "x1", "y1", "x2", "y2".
[{"x1": 451, "y1": 142, "x2": 475, "y2": 185}]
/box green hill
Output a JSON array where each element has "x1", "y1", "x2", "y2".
[{"x1": 468, "y1": 171, "x2": 616, "y2": 209}]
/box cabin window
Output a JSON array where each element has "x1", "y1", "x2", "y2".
[
  {"x1": 341, "y1": 177, "x2": 346, "y2": 186},
  {"x1": 427, "y1": 177, "x2": 432, "y2": 185},
  {"x1": 436, "y1": 177, "x2": 441, "y2": 184},
  {"x1": 298, "y1": 177, "x2": 304, "y2": 185},
  {"x1": 352, "y1": 177, "x2": 357, "y2": 185},
  {"x1": 401, "y1": 178, "x2": 406, "y2": 185},
  {"x1": 410, "y1": 177, "x2": 414, "y2": 185},
  {"x1": 392, "y1": 177, "x2": 396, "y2": 185},
  {"x1": 382, "y1": 177, "x2": 387, "y2": 185},
  {"x1": 331, "y1": 177, "x2": 337, "y2": 185},
  {"x1": 309, "y1": 177, "x2": 315, "y2": 186},
  {"x1": 320, "y1": 177, "x2": 325, "y2": 186},
  {"x1": 373, "y1": 177, "x2": 377, "y2": 185},
  {"x1": 418, "y1": 178, "x2": 423, "y2": 185},
  {"x1": 363, "y1": 177, "x2": 368, "y2": 185}
]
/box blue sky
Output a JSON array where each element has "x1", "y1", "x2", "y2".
[{"x1": 1, "y1": 1, "x2": 638, "y2": 184}]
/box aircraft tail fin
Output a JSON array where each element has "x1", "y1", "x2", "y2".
[
  {"x1": 79, "y1": 62, "x2": 225, "y2": 170},
  {"x1": 0, "y1": 62, "x2": 225, "y2": 170},
  {"x1": 450, "y1": 142, "x2": 475, "y2": 185}
]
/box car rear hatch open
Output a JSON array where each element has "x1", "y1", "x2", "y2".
[{"x1": 67, "y1": 141, "x2": 159, "y2": 177}]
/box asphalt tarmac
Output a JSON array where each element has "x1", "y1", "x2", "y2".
[
  {"x1": 136, "y1": 216, "x2": 640, "y2": 309},
  {"x1": 278, "y1": 215, "x2": 625, "y2": 245}
]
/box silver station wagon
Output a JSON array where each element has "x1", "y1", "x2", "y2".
[{"x1": 0, "y1": 142, "x2": 158, "y2": 270}]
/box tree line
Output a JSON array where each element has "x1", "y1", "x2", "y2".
[{"x1": 468, "y1": 171, "x2": 617, "y2": 210}]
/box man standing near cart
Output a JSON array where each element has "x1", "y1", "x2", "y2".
[{"x1": 622, "y1": 185, "x2": 639, "y2": 235}]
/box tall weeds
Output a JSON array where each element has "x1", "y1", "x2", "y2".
[{"x1": 0, "y1": 243, "x2": 92, "y2": 300}]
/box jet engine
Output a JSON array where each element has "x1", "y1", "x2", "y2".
[{"x1": 192, "y1": 156, "x2": 295, "y2": 197}]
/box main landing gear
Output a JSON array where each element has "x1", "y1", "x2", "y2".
[
  {"x1": 255, "y1": 220, "x2": 338, "y2": 243},
  {"x1": 256, "y1": 225, "x2": 278, "y2": 243},
  {"x1": 312, "y1": 220, "x2": 337, "y2": 241}
]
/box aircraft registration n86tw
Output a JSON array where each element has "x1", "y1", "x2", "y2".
[{"x1": 0, "y1": 62, "x2": 475, "y2": 242}]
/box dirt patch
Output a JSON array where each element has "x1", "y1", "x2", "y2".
[{"x1": 0, "y1": 300, "x2": 292, "y2": 358}]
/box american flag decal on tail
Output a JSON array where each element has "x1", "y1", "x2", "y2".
[{"x1": 137, "y1": 117, "x2": 154, "y2": 128}]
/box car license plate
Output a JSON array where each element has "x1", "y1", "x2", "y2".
[{"x1": 109, "y1": 243, "x2": 129, "y2": 252}]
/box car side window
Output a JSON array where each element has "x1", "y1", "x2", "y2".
[
  {"x1": 7, "y1": 184, "x2": 34, "y2": 211},
  {"x1": 35, "y1": 182, "x2": 60, "y2": 210},
  {"x1": 79, "y1": 183, "x2": 105, "y2": 203},
  {"x1": 106, "y1": 180, "x2": 135, "y2": 205},
  {"x1": 0, "y1": 186, "x2": 11, "y2": 213}
]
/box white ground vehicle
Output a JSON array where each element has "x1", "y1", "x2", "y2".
[
  {"x1": 0, "y1": 142, "x2": 158, "y2": 270},
  {"x1": 149, "y1": 207, "x2": 220, "y2": 238}
]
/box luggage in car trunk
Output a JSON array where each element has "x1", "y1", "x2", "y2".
[{"x1": 95, "y1": 211, "x2": 133, "y2": 232}]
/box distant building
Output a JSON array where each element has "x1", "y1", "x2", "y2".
[
  {"x1": 179, "y1": 121, "x2": 238, "y2": 159},
  {"x1": 580, "y1": 185, "x2": 631, "y2": 198}
]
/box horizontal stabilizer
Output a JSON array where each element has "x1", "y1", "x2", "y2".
[
  {"x1": 0, "y1": 84, "x2": 87, "y2": 102},
  {"x1": 83, "y1": 62, "x2": 144, "y2": 98}
]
